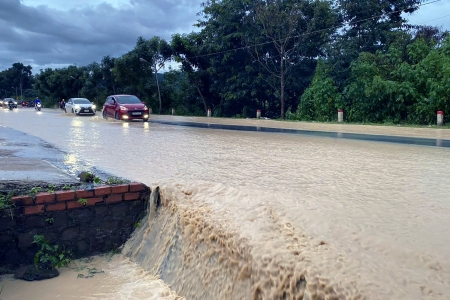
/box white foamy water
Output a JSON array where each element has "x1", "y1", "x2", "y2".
[{"x1": 1, "y1": 109, "x2": 450, "y2": 299}]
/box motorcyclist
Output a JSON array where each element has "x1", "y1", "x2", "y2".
[
  {"x1": 34, "y1": 97, "x2": 42, "y2": 109},
  {"x1": 8, "y1": 99, "x2": 14, "y2": 108}
]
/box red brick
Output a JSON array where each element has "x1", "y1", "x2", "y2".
[
  {"x1": 24, "y1": 205, "x2": 44, "y2": 215},
  {"x1": 129, "y1": 183, "x2": 145, "y2": 192},
  {"x1": 67, "y1": 201, "x2": 85, "y2": 209},
  {"x1": 36, "y1": 192, "x2": 55, "y2": 204},
  {"x1": 46, "y1": 202, "x2": 66, "y2": 211},
  {"x1": 76, "y1": 189, "x2": 94, "y2": 198},
  {"x1": 111, "y1": 184, "x2": 129, "y2": 194},
  {"x1": 106, "y1": 194, "x2": 122, "y2": 204},
  {"x1": 124, "y1": 192, "x2": 140, "y2": 201},
  {"x1": 94, "y1": 186, "x2": 111, "y2": 196},
  {"x1": 86, "y1": 197, "x2": 104, "y2": 206},
  {"x1": 55, "y1": 190, "x2": 75, "y2": 201},
  {"x1": 12, "y1": 196, "x2": 34, "y2": 206}
]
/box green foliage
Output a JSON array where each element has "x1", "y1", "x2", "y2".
[
  {"x1": 298, "y1": 59, "x2": 342, "y2": 122},
  {"x1": 47, "y1": 184, "x2": 56, "y2": 193},
  {"x1": 77, "y1": 198, "x2": 88, "y2": 206},
  {"x1": 90, "y1": 175, "x2": 129, "y2": 185},
  {"x1": 302, "y1": 36, "x2": 450, "y2": 125},
  {"x1": 0, "y1": 192, "x2": 14, "y2": 211},
  {"x1": 105, "y1": 176, "x2": 130, "y2": 185},
  {"x1": 33, "y1": 235, "x2": 72, "y2": 270},
  {"x1": 45, "y1": 218, "x2": 54, "y2": 224},
  {"x1": 62, "y1": 185, "x2": 71, "y2": 190},
  {"x1": 0, "y1": 192, "x2": 15, "y2": 220},
  {"x1": 29, "y1": 187, "x2": 41, "y2": 196},
  {"x1": 1, "y1": 0, "x2": 446, "y2": 123}
]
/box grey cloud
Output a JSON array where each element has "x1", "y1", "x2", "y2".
[
  {"x1": 0, "y1": 0, "x2": 203, "y2": 72},
  {"x1": 1, "y1": 0, "x2": 449, "y2": 73}
]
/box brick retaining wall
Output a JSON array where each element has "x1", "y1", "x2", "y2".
[{"x1": 0, "y1": 182, "x2": 150, "y2": 269}]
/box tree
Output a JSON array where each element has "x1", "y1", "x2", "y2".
[
  {"x1": 338, "y1": 0, "x2": 422, "y2": 54},
  {"x1": 0, "y1": 63, "x2": 33, "y2": 99},
  {"x1": 244, "y1": 0, "x2": 338, "y2": 119},
  {"x1": 172, "y1": 33, "x2": 211, "y2": 114},
  {"x1": 298, "y1": 59, "x2": 342, "y2": 121},
  {"x1": 139, "y1": 37, "x2": 172, "y2": 114}
]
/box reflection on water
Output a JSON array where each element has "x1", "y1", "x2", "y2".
[
  {"x1": 1, "y1": 110, "x2": 450, "y2": 299},
  {"x1": 65, "y1": 153, "x2": 78, "y2": 165}
]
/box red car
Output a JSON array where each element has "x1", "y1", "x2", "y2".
[{"x1": 102, "y1": 95, "x2": 149, "y2": 122}]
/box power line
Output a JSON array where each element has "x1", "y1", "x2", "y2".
[
  {"x1": 185, "y1": 0, "x2": 444, "y2": 60},
  {"x1": 420, "y1": 13, "x2": 450, "y2": 25}
]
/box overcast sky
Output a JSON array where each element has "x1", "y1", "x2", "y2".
[{"x1": 0, "y1": 0, "x2": 449, "y2": 73}]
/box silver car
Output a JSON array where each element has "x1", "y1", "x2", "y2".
[
  {"x1": 66, "y1": 98, "x2": 96, "y2": 115},
  {"x1": 2, "y1": 98, "x2": 17, "y2": 108}
]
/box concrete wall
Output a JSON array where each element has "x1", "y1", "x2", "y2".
[{"x1": 0, "y1": 183, "x2": 150, "y2": 269}]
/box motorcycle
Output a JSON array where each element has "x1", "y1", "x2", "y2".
[
  {"x1": 35, "y1": 103, "x2": 42, "y2": 111},
  {"x1": 8, "y1": 101, "x2": 14, "y2": 110}
]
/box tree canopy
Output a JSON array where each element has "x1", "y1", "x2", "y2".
[{"x1": 1, "y1": 0, "x2": 448, "y2": 124}]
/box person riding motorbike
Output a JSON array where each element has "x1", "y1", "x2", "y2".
[
  {"x1": 34, "y1": 97, "x2": 42, "y2": 111},
  {"x1": 8, "y1": 99, "x2": 14, "y2": 110},
  {"x1": 34, "y1": 97, "x2": 41, "y2": 108}
]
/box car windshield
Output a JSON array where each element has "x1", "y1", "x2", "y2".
[
  {"x1": 73, "y1": 99, "x2": 91, "y2": 104},
  {"x1": 116, "y1": 96, "x2": 141, "y2": 104}
]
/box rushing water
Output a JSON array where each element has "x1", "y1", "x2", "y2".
[{"x1": 1, "y1": 108, "x2": 450, "y2": 299}]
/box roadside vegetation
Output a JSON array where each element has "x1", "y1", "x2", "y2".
[{"x1": 0, "y1": 0, "x2": 448, "y2": 125}]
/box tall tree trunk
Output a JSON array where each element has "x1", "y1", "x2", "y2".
[
  {"x1": 155, "y1": 71, "x2": 162, "y2": 114},
  {"x1": 280, "y1": 47, "x2": 285, "y2": 120},
  {"x1": 196, "y1": 84, "x2": 208, "y2": 114}
]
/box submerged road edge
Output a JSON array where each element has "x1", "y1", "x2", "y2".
[{"x1": 149, "y1": 119, "x2": 450, "y2": 148}]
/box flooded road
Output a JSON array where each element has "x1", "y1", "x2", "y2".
[
  {"x1": 1, "y1": 255, "x2": 182, "y2": 300},
  {"x1": 1, "y1": 108, "x2": 450, "y2": 299}
]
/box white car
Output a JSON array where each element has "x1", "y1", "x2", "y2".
[{"x1": 66, "y1": 98, "x2": 96, "y2": 115}]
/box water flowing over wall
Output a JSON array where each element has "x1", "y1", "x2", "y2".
[{"x1": 122, "y1": 184, "x2": 356, "y2": 300}]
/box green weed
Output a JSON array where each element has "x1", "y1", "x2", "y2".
[
  {"x1": 47, "y1": 184, "x2": 56, "y2": 193},
  {"x1": 33, "y1": 235, "x2": 72, "y2": 270},
  {"x1": 77, "y1": 198, "x2": 88, "y2": 206}
]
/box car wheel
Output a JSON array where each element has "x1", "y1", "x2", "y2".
[
  {"x1": 143, "y1": 118, "x2": 149, "y2": 122},
  {"x1": 102, "y1": 111, "x2": 107, "y2": 119},
  {"x1": 71, "y1": 108, "x2": 74, "y2": 114},
  {"x1": 115, "y1": 112, "x2": 119, "y2": 120}
]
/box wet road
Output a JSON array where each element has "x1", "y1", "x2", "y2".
[
  {"x1": 1, "y1": 108, "x2": 450, "y2": 299},
  {"x1": 149, "y1": 119, "x2": 450, "y2": 148}
]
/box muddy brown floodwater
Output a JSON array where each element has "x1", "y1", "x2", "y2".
[{"x1": 1, "y1": 108, "x2": 450, "y2": 299}]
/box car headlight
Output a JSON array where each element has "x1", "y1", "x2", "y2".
[
  {"x1": 120, "y1": 106, "x2": 127, "y2": 111},
  {"x1": 92, "y1": 104, "x2": 96, "y2": 109},
  {"x1": 74, "y1": 105, "x2": 80, "y2": 109},
  {"x1": 143, "y1": 105, "x2": 148, "y2": 110}
]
